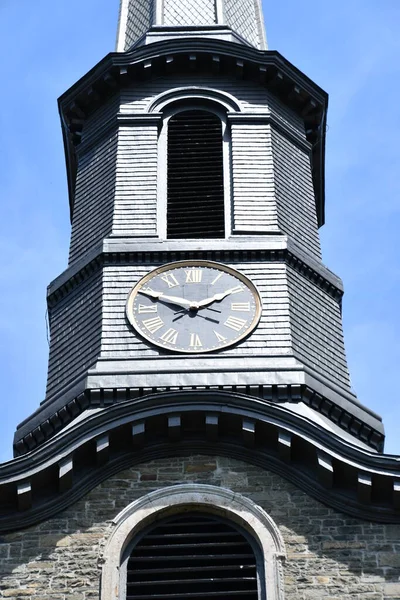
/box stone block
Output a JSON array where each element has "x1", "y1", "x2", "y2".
[
  {"x1": 1, "y1": 454, "x2": 400, "y2": 600},
  {"x1": 140, "y1": 472, "x2": 157, "y2": 481},
  {"x1": 185, "y1": 463, "x2": 216, "y2": 473},
  {"x1": 322, "y1": 540, "x2": 366, "y2": 550},
  {"x1": 3, "y1": 589, "x2": 36, "y2": 597},
  {"x1": 378, "y1": 553, "x2": 400, "y2": 568},
  {"x1": 385, "y1": 582, "x2": 400, "y2": 597},
  {"x1": 27, "y1": 561, "x2": 54, "y2": 570}
]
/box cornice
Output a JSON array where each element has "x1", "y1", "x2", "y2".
[
  {"x1": 2, "y1": 391, "x2": 399, "y2": 532},
  {"x1": 47, "y1": 243, "x2": 343, "y2": 308},
  {"x1": 59, "y1": 42, "x2": 327, "y2": 107},
  {"x1": 58, "y1": 38, "x2": 327, "y2": 226},
  {"x1": 13, "y1": 382, "x2": 383, "y2": 457}
]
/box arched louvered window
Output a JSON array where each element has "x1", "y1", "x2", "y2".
[
  {"x1": 124, "y1": 512, "x2": 262, "y2": 600},
  {"x1": 167, "y1": 110, "x2": 225, "y2": 239}
]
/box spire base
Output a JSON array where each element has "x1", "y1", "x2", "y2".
[{"x1": 130, "y1": 25, "x2": 259, "y2": 50}]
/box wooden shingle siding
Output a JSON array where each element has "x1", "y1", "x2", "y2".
[
  {"x1": 69, "y1": 132, "x2": 117, "y2": 264},
  {"x1": 120, "y1": 75, "x2": 273, "y2": 114},
  {"x1": 102, "y1": 265, "x2": 158, "y2": 357},
  {"x1": 271, "y1": 128, "x2": 322, "y2": 259},
  {"x1": 287, "y1": 266, "x2": 351, "y2": 391},
  {"x1": 267, "y1": 92, "x2": 305, "y2": 137},
  {"x1": 231, "y1": 123, "x2": 279, "y2": 233},
  {"x1": 81, "y1": 95, "x2": 120, "y2": 142},
  {"x1": 101, "y1": 263, "x2": 292, "y2": 358},
  {"x1": 120, "y1": 77, "x2": 307, "y2": 136},
  {"x1": 112, "y1": 125, "x2": 158, "y2": 236},
  {"x1": 224, "y1": 262, "x2": 292, "y2": 355},
  {"x1": 46, "y1": 272, "x2": 103, "y2": 399}
]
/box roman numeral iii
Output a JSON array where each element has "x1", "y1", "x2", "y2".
[{"x1": 231, "y1": 302, "x2": 250, "y2": 312}]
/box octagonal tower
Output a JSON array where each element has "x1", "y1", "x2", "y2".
[{"x1": 1, "y1": 6, "x2": 400, "y2": 596}]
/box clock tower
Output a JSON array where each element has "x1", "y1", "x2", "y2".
[
  {"x1": 12, "y1": 0, "x2": 384, "y2": 458},
  {"x1": 1, "y1": 1, "x2": 400, "y2": 599}
]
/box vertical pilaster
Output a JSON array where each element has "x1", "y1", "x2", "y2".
[
  {"x1": 112, "y1": 117, "x2": 161, "y2": 237},
  {"x1": 229, "y1": 117, "x2": 279, "y2": 233}
]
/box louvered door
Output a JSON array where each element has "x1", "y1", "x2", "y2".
[
  {"x1": 126, "y1": 513, "x2": 259, "y2": 599},
  {"x1": 167, "y1": 110, "x2": 225, "y2": 239}
]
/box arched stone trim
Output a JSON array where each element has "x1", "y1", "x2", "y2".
[
  {"x1": 147, "y1": 86, "x2": 242, "y2": 113},
  {"x1": 100, "y1": 484, "x2": 286, "y2": 600}
]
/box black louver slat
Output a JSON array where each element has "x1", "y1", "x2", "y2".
[
  {"x1": 126, "y1": 514, "x2": 259, "y2": 600},
  {"x1": 167, "y1": 111, "x2": 225, "y2": 239}
]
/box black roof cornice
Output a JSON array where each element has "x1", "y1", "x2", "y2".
[{"x1": 1, "y1": 391, "x2": 400, "y2": 532}]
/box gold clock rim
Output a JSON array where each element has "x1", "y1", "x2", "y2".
[{"x1": 126, "y1": 259, "x2": 263, "y2": 354}]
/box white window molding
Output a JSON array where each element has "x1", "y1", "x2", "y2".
[
  {"x1": 157, "y1": 102, "x2": 231, "y2": 239},
  {"x1": 147, "y1": 87, "x2": 242, "y2": 114},
  {"x1": 100, "y1": 484, "x2": 286, "y2": 600},
  {"x1": 148, "y1": 87, "x2": 242, "y2": 240}
]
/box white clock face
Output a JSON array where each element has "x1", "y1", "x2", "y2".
[{"x1": 126, "y1": 260, "x2": 262, "y2": 353}]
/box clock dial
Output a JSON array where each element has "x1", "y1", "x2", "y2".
[{"x1": 126, "y1": 260, "x2": 262, "y2": 353}]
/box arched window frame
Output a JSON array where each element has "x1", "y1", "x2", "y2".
[
  {"x1": 147, "y1": 88, "x2": 242, "y2": 240},
  {"x1": 120, "y1": 510, "x2": 265, "y2": 600},
  {"x1": 100, "y1": 484, "x2": 286, "y2": 600},
  {"x1": 159, "y1": 103, "x2": 230, "y2": 240}
]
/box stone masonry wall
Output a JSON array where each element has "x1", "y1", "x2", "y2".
[{"x1": 0, "y1": 456, "x2": 399, "y2": 600}]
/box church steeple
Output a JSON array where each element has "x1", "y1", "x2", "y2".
[
  {"x1": 116, "y1": 0, "x2": 267, "y2": 50},
  {"x1": 13, "y1": 0, "x2": 381, "y2": 460},
  {"x1": 2, "y1": 0, "x2": 400, "y2": 540}
]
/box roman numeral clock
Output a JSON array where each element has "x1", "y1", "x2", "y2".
[{"x1": 126, "y1": 260, "x2": 262, "y2": 353}]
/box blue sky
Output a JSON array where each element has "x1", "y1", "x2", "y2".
[{"x1": 0, "y1": 0, "x2": 399, "y2": 461}]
